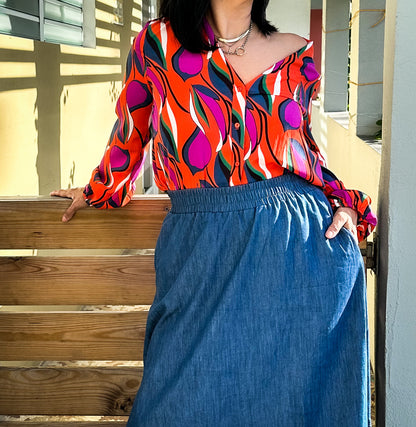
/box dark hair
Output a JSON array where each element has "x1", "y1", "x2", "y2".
[{"x1": 159, "y1": 0, "x2": 277, "y2": 53}]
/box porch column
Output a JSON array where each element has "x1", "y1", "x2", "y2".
[
  {"x1": 378, "y1": 0, "x2": 416, "y2": 425},
  {"x1": 349, "y1": 0, "x2": 385, "y2": 137},
  {"x1": 321, "y1": 0, "x2": 350, "y2": 112}
]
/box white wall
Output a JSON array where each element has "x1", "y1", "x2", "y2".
[
  {"x1": 267, "y1": 0, "x2": 311, "y2": 37},
  {"x1": 311, "y1": 0, "x2": 322, "y2": 8},
  {"x1": 378, "y1": 0, "x2": 416, "y2": 425}
]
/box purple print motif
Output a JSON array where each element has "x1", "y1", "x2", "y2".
[{"x1": 85, "y1": 18, "x2": 377, "y2": 241}]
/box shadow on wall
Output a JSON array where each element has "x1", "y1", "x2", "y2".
[{"x1": 0, "y1": 0, "x2": 152, "y2": 194}]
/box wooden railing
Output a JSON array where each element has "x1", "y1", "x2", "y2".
[
  {"x1": 0, "y1": 196, "x2": 370, "y2": 426},
  {"x1": 0, "y1": 196, "x2": 170, "y2": 426}
]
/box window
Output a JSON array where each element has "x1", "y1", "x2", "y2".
[{"x1": 0, "y1": 0, "x2": 95, "y2": 47}]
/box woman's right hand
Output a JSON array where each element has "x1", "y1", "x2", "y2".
[{"x1": 50, "y1": 187, "x2": 89, "y2": 222}]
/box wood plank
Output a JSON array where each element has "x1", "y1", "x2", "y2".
[
  {"x1": 0, "y1": 424, "x2": 127, "y2": 427},
  {"x1": 0, "y1": 196, "x2": 170, "y2": 250},
  {"x1": 0, "y1": 256, "x2": 155, "y2": 305},
  {"x1": 0, "y1": 367, "x2": 142, "y2": 416},
  {"x1": 0, "y1": 418, "x2": 128, "y2": 427},
  {"x1": 0, "y1": 312, "x2": 147, "y2": 361}
]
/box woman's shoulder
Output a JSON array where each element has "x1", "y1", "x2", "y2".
[
  {"x1": 140, "y1": 17, "x2": 173, "y2": 37},
  {"x1": 133, "y1": 18, "x2": 170, "y2": 48},
  {"x1": 135, "y1": 17, "x2": 178, "y2": 52},
  {"x1": 270, "y1": 32, "x2": 309, "y2": 52}
]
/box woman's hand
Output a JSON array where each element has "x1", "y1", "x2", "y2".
[
  {"x1": 325, "y1": 207, "x2": 358, "y2": 243},
  {"x1": 50, "y1": 187, "x2": 89, "y2": 222}
]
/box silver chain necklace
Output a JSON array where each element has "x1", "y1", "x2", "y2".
[
  {"x1": 216, "y1": 22, "x2": 253, "y2": 56},
  {"x1": 216, "y1": 25, "x2": 251, "y2": 44}
]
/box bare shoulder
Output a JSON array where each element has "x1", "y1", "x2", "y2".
[
  {"x1": 269, "y1": 32, "x2": 308, "y2": 52},
  {"x1": 245, "y1": 30, "x2": 309, "y2": 78}
]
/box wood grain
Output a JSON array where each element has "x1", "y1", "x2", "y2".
[
  {"x1": 0, "y1": 423, "x2": 128, "y2": 427},
  {"x1": 0, "y1": 312, "x2": 147, "y2": 361},
  {"x1": 0, "y1": 366, "x2": 142, "y2": 416},
  {"x1": 0, "y1": 255, "x2": 155, "y2": 305},
  {"x1": 0, "y1": 197, "x2": 170, "y2": 250}
]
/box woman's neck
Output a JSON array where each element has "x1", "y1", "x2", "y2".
[{"x1": 208, "y1": 0, "x2": 253, "y2": 40}]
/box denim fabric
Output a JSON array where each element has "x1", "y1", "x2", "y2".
[{"x1": 127, "y1": 173, "x2": 371, "y2": 427}]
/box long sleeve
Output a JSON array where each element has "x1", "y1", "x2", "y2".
[
  {"x1": 320, "y1": 167, "x2": 378, "y2": 242},
  {"x1": 300, "y1": 56, "x2": 377, "y2": 242},
  {"x1": 84, "y1": 26, "x2": 153, "y2": 208}
]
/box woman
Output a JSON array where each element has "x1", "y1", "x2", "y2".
[{"x1": 52, "y1": 0, "x2": 377, "y2": 425}]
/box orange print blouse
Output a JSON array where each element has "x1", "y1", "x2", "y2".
[{"x1": 84, "y1": 18, "x2": 377, "y2": 241}]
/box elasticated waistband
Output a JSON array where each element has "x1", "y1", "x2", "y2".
[{"x1": 167, "y1": 173, "x2": 324, "y2": 213}]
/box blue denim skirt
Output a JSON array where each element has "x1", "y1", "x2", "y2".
[{"x1": 127, "y1": 173, "x2": 371, "y2": 427}]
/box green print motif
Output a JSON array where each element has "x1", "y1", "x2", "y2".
[{"x1": 83, "y1": 19, "x2": 377, "y2": 241}]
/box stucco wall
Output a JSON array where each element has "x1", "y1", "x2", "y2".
[
  {"x1": 0, "y1": 0, "x2": 146, "y2": 196},
  {"x1": 378, "y1": 0, "x2": 416, "y2": 424}
]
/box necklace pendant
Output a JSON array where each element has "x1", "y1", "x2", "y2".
[{"x1": 235, "y1": 46, "x2": 246, "y2": 56}]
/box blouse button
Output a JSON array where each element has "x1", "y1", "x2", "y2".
[
  {"x1": 234, "y1": 123, "x2": 240, "y2": 129},
  {"x1": 235, "y1": 161, "x2": 240, "y2": 167}
]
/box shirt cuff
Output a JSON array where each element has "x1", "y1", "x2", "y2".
[{"x1": 325, "y1": 188, "x2": 378, "y2": 242}]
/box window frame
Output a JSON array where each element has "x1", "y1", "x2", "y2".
[{"x1": 0, "y1": 0, "x2": 95, "y2": 48}]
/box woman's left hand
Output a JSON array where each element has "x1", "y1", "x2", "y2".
[{"x1": 325, "y1": 207, "x2": 358, "y2": 243}]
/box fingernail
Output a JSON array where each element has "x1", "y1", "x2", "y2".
[
  {"x1": 62, "y1": 216, "x2": 68, "y2": 222},
  {"x1": 326, "y1": 230, "x2": 335, "y2": 238}
]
